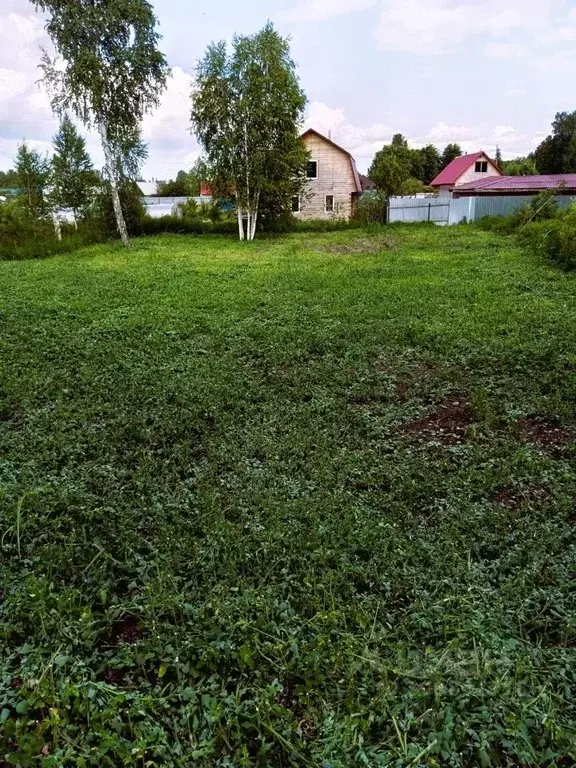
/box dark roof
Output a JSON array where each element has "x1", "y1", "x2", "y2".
[
  {"x1": 359, "y1": 174, "x2": 376, "y2": 191},
  {"x1": 453, "y1": 174, "x2": 576, "y2": 196},
  {"x1": 300, "y1": 128, "x2": 363, "y2": 193},
  {"x1": 431, "y1": 152, "x2": 497, "y2": 187}
]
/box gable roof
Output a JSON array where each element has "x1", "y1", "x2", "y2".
[
  {"x1": 300, "y1": 128, "x2": 363, "y2": 193},
  {"x1": 431, "y1": 152, "x2": 497, "y2": 187},
  {"x1": 453, "y1": 174, "x2": 576, "y2": 196}
]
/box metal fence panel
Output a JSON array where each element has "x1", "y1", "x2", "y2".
[
  {"x1": 388, "y1": 197, "x2": 450, "y2": 224},
  {"x1": 471, "y1": 194, "x2": 576, "y2": 221}
]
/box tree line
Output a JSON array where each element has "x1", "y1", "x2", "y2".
[{"x1": 3, "y1": 1, "x2": 576, "y2": 245}]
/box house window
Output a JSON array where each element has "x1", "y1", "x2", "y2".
[
  {"x1": 475, "y1": 160, "x2": 488, "y2": 173},
  {"x1": 325, "y1": 195, "x2": 334, "y2": 213},
  {"x1": 291, "y1": 196, "x2": 300, "y2": 213},
  {"x1": 306, "y1": 161, "x2": 318, "y2": 179}
]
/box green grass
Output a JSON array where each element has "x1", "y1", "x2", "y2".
[{"x1": 1, "y1": 226, "x2": 576, "y2": 767}]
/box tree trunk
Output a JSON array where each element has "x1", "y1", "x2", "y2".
[
  {"x1": 237, "y1": 206, "x2": 245, "y2": 240},
  {"x1": 249, "y1": 192, "x2": 260, "y2": 241},
  {"x1": 98, "y1": 121, "x2": 130, "y2": 247}
]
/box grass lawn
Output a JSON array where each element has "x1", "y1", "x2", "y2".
[{"x1": 1, "y1": 226, "x2": 576, "y2": 767}]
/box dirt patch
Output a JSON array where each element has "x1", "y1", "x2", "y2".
[
  {"x1": 495, "y1": 487, "x2": 549, "y2": 509},
  {"x1": 312, "y1": 236, "x2": 395, "y2": 255},
  {"x1": 401, "y1": 396, "x2": 474, "y2": 446},
  {"x1": 110, "y1": 614, "x2": 145, "y2": 645},
  {"x1": 517, "y1": 416, "x2": 574, "y2": 452},
  {"x1": 103, "y1": 667, "x2": 130, "y2": 685},
  {"x1": 277, "y1": 678, "x2": 317, "y2": 741}
]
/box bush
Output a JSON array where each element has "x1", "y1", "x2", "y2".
[
  {"x1": 140, "y1": 215, "x2": 237, "y2": 236},
  {"x1": 354, "y1": 192, "x2": 388, "y2": 224},
  {"x1": 92, "y1": 181, "x2": 147, "y2": 237},
  {"x1": 518, "y1": 213, "x2": 576, "y2": 270},
  {"x1": 475, "y1": 216, "x2": 519, "y2": 235}
]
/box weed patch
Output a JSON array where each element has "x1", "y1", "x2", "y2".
[{"x1": 2, "y1": 227, "x2": 576, "y2": 765}]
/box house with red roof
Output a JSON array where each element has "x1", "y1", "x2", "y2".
[
  {"x1": 431, "y1": 152, "x2": 502, "y2": 196},
  {"x1": 294, "y1": 129, "x2": 363, "y2": 220}
]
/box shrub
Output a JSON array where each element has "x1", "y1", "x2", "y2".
[
  {"x1": 92, "y1": 181, "x2": 147, "y2": 237},
  {"x1": 140, "y1": 215, "x2": 237, "y2": 236},
  {"x1": 475, "y1": 216, "x2": 519, "y2": 235},
  {"x1": 518, "y1": 211, "x2": 576, "y2": 270},
  {"x1": 354, "y1": 192, "x2": 388, "y2": 224}
]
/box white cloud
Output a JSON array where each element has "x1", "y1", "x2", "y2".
[
  {"x1": 277, "y1": 0, "x2": 376, "y2": 23},
  {"x1": 533, "y1": 51, "x2": 576, "y2": 73},
  {"x1": 484, "y1": 41, "x2": 526, "y2": 58},
  {"x1": 302, "y1": 104, "x2": 541, "y2": 172},
  {"x1": 375, "y1": 0, "x2": 551, "y2": 54}
]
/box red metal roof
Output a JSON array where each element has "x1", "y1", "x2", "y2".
[
  {"x1": 430, "y1": 152, "x2": 490, "y2": 187},
  {"x1": 453, "y1": 174, "x2": 576, "y2": 195},
  {"x1": 300, "y1": 129, "x2": 363, "y2": 194}
]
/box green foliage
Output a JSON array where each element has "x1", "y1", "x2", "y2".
[
  {"x1": 14, "y1": 142, "x2": 51, "y2": 219},
  {"x1": 0, "y1": 198, "x2": 103, "y2": 260},
  {"x1": 518, "y1": 204, "x2": 576, "y2": 270},
  {"x1": 33, "y1": 0, "x2": 169, "y2": 245},
  {"x1": 2, "y1": 227, "x2": 576, "y2": 764},
  {"x1": 157, "y1": 178, "x2": 191, "y2": 197},
  {"x1": 368, "y1": 144, "x2": 412, "y2": 196},
  {"x1": 93, "y1": 181, "x2": 147, "y2": 236},
  {"x1": 501, "y1": 156, "x2": 538, "y2": 176},
  {"x1": 158, "y1": 163, "x2": 204, "y2": 197},
  {"x1": 353, "y1": 191, "x2": 388, "y2": 224},
  {"x1": 534, "y1": 111, "x2": 576, "y2": 173},
  {"x1": 51, "y1": 114, "x2": 99, "y2": 218},
  {"x1": 440, "y1": 143, "x2": 463, "y2": 171},
  {"x1": 417, "y1": 144, "x2": 441, "y2": 185},
  {"x1": 0, "y1": 169, "x2": 18, "y2": 188},
  {"x1": 191, "y1": 22, "x2": 308, "y2": 240},
  {"x1": 140, "y1": 215, "x2": 237, "y2": 236}
]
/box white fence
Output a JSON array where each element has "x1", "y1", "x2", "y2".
[{"x1": 390, "y1": 194, "x2": 576, "y2": 226}]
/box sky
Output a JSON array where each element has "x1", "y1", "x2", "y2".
[{"x1": 1, "y1": 0, "x2": 576, "y2": 178}]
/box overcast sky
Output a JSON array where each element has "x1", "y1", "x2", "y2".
[{"x1": 1, "y1": 0, "x2": 575, "y2": 178}]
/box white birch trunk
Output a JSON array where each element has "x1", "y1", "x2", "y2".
[
  {"x1": 249, "y1": 192, "x2": 260, "y2": 241},
  {"x1": 98, "y1": 121, "x2": 130, "y2": 247},
  {"x1": 54, "y1": 216, "x2": 62, "y2": 241},
  {"x1": 237, "y1": 206, "x2": 245, "y2": 240}
]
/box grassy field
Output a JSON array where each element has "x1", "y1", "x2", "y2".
[{"x1": 1, "y1": 226, "x2": 576, "y2": 767}]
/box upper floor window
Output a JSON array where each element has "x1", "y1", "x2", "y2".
[
  {"x1": 475, "y1": 160, "x2": 488, "y2": 173},
  {"x1": 306, "y1": 161, "x2": 318, "y2": 179}
]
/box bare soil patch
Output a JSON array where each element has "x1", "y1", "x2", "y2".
[
  {"x1": 110, "y1": 614, "x2": 145, "y2": 645},
  {"x1": 401, "y1": 396, "x2": 474, "y2": 446},
  {"x1": 495, "y1": 486, "x2": 549, "y2": 509},
  {"x1": 517, "y1": 416, "x2": 574, "y2": 452}
]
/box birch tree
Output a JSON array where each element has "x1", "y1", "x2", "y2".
[
  {"x1": 191, "y1": 23, "x2": 307, "y2": 241},
  {"x1": 30, "y1": 0, "x2": 169, "y2": 246}
]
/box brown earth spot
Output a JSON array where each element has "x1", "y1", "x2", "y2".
[
  {"x1": 517, "y1": 416, "x2": 574, "y2": 452},
  {"x1": 495, "y1": 487, "x2": 549, "y2": 509},
  {"x1": 278, "y1": 678, "x2": 317, "y2": 741},
  {"x1": 103, "y1": 667, "x2": 130, "y2": 685},
  {"x1": 111, "y1": 614, "x2": 144, "y2": 645},
  {"x1": 401, "y1": 396, "x2": 474, "y2": 446}
]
